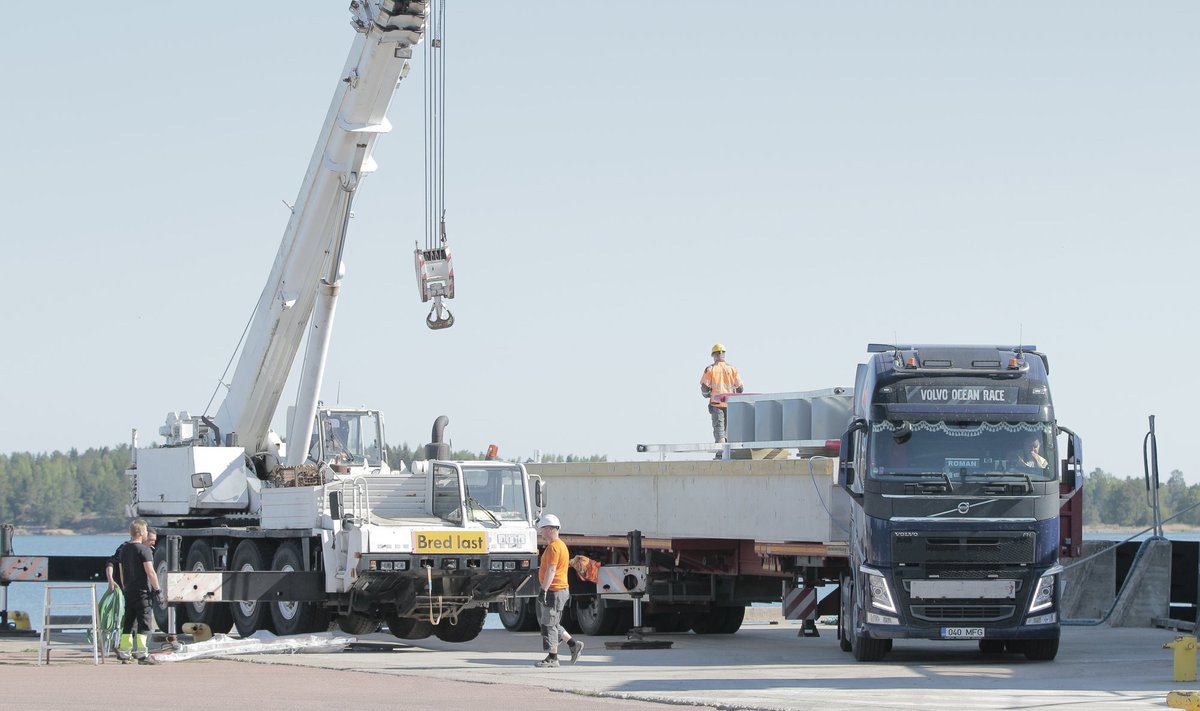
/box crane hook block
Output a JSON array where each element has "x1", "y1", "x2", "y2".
[
  {"x1": 415, "y1": 242, "x2": 455, "y2": 329},
  {"x1": 414, "y1": 244, "x2": 455, "y2": 302}
]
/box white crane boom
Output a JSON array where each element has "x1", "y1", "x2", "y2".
[{"x1": 212, "y1": 2, "x2": 427, "y2": 457}]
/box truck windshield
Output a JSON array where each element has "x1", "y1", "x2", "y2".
[
  {"x1": 462, "y1": 466, "x2": 529, "y2": 523},
  {"x1": 868, "y1": 421, "x2": 1057, "y2": 483}
]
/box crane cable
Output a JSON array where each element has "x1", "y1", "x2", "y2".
[{"x1": 424, "y1": 0, "x2": 447, "y2": 252}]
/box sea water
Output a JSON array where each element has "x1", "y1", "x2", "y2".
[{"x1": 2, "y1": 534, "x2": 125, "y2": 630}]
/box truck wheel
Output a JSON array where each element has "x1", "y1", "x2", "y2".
[
  {"x1": 852, "y1": 632, "x2": 889, "y2": 661},
  {"x1": 337, "y1": 612, "x2": 380, "y2": 635},
  {"x1": 574, "y1": 597, "x2": 620, "y2": 636},
  {"x1": 849, "y1": 581, "x2": 888, "y2": 662},
  {"x1": 386, "y1": 615, "x2": 434, "y2": 640},
  {"x1": 838, "y1": 574, "x2": 852, "y2": 652},
  {"x1": 434, "y1": 607, "x2": 488, "y2": 643},
  {"x1": 152, "y1": 545, "x2": 185, "y2": 633},
  {"x1": 185, "y1": 540, "x2": 235, "y2": 634},
  {"x1": 1022, "y1": 636, "x2": 1060, "y2": 661},
  {"x1": 269, "y1": 541, "x2": 328, "y2": 635},
  {"x1": 230, "y1": 540, "x2": 274, "y2": 637},
  {"x1": 498, "y1": 599, "x2": 538, "y2": 632}
]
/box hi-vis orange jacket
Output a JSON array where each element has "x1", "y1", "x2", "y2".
[{"x1": 700, "y1": 362, "x2": 743, "y2": 409}]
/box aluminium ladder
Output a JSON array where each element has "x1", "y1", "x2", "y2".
[{"x1": 38, "y1": 584, "x2": 101, "y2": 665}]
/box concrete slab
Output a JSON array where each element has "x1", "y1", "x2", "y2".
[{"x1": 234, "y1": 622, "x2": 1188, "y2": 710}]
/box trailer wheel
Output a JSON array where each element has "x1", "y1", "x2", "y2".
[
  {"x1": 719, "y1": 606, "x2": 745, "y2": 634},
  {"x1": 386, "y1": 615, "x2": 433, "y2": 640},
  {"x1": 337, "y1": 612, "x2": 380, "y2": 635},
  {"x1": 647, "y1": 612, "x2": 689, "y2": 633},
  {"x1": 184, "y1": 540, "x2": 235, "y2": 634},
  {"x1": 434, "y1": 607, "x2": 488, "y2": 643},
  {"x1": 269, "y1": 541, "x2": 328, "y2": 635},
  {"x1": 1021, "y1": 635, "x2": 1059, "y2": 661},
  {"x1": 498, "y1": 599, "x2": 538, "y2": 632},
  {"x1": 230, "y1": 540, "x2": 274, "y2": 637},
  {"x1": 691, "y1": 606, "x2": 744, "y2": 635},
  {"x1": 574, "y1": 597, "x2": 620, "y2": 636}
]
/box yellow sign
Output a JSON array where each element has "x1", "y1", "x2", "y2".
[{"x1": 413, "y1": 530, "x2": 487, "y2": 554}]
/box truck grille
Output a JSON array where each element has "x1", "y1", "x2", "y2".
[
  {"x1": 892, "y1": 531, "x2": 1035, "y2": 564},
  {"x1": 914, "y1": 568, "x2": 1013, "y2": 580},
  {"x1": 910, "y1": 605, "x2": 1015, "y2": 623}
]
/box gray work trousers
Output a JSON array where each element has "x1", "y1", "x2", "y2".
[
  {"x1": 538, "y1": 589, "x2": 571, "y2": 653},
  {"x1": 710, "y1": 404, "x2": 727, "y2": 443}
]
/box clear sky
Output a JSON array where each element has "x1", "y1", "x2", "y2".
[{"x1": 1, "y1": 2, "x2": 1196, "y2": 483}]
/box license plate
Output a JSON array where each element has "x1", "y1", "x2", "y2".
[
  {"x1": 941, "y1": 627, "x2": 985, "y2": 639},
  {"x1": 413, "y1": 530, "x2": 487, "y2": 554}
]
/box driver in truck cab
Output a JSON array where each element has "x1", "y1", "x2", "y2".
[{"x1": 1015, "y1": 436, "x2": 1048, "y2": 469}]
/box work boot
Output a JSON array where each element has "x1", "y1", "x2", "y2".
[
  {"x1": 115, "y1": 650, "x2": 131, "y2": 662},
  {"x1": 569, "y1": 639, "x2": 585, "y2": 665},
  {"x1": 137, "y1": 655, "x2": 160, "y2": 666},
  {"x1": 534, "y1": 655, "x2": 559, "y2": 668}
]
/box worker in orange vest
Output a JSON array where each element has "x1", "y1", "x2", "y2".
[{"x1": 700, "y1": 343, "x2": 744, "y2": 443}]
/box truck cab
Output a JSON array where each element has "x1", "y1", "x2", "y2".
[{"x1": 838, "y1": 344, "x2": 1082, "y2": 661}]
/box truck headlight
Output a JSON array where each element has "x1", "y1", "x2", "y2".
[
  {"x1": 862, "y1": 566, "x2": 896, "y2": 613},
  {"x1": 1028, "y1": 571, "x2": 1057, "y2": 613}
]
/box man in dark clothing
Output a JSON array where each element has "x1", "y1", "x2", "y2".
[{"x1": 113, "y1": 519, "x2": 162, "y2": 664}]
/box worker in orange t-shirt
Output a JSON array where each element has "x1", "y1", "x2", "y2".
[
  {"x1": 700, "y1": 343, "x2": 744, "y2": 443},
  {"x1": 534, "y1": 513, "x2": 584, "y2": 667}
]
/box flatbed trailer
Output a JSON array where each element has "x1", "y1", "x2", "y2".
[{"x1": 499, "y1": 453, "x2": 854, "y2": 636}]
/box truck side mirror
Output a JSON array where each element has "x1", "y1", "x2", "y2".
[
  {"x1": 328, "y1": 490, "x2": 344, "y2": 521},
  {"x1": 838, "y1": 419, "x2": 867, "y2": 500},
  {"x1": 1058, "y1": 427, "x2": 1083, "y2": 496},
  {"x1": 533, "y1": 477, "x2": 545, "y2": 508}
]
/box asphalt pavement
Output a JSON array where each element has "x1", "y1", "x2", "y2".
[{"x1": 2, "y1": 621, "x2": 1192, "y2": 710}]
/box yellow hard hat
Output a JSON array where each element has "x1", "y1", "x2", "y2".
[{"x1": 711, "y1": 343, "x2": 726, "y2": 354}]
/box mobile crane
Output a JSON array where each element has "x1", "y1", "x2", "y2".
[{"x1": 126, "y1": 0, "x2": 538, "y2": 642}]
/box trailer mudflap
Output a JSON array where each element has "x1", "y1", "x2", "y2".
[{"x1": 166, "y1": 570, "x2": 325, "y2": 603}]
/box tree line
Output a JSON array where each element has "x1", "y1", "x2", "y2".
[
  {"x1": 0, "y1": 444, "x2": 607, "y2": 532},
  {"x1": 1083, "y1": 468, "x2": 1196, "y2": 529},
  {"x1": 4, "y1": 447, "x2": 1178, "y2": 533}
]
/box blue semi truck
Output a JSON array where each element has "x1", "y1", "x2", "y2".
[{"x1": 837, "y1": 344, "x2": 1082, "y2": 661}]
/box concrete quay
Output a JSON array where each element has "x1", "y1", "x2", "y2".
[{"x1": 3, "y1": 621, "x2": 1192, "y2": 711}]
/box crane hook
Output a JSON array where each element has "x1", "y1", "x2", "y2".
[{"x1": 426, "y1": 296, "x2": 454, "y2": 330}]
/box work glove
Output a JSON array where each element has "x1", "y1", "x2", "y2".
[
  {"x1": 150, "y1": 588, "x2": 164, "y2": 607},
  {"x1": 537, "y1": 589, "x2": 548, "y2": 606}
]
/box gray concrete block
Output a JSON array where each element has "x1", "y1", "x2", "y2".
[
  {"x1": 1062, "y1": 540, "x2": 1117, "y2": 620},
  {"x1": 1108, "y1": 538, "x2": 1171, "y2": 627}
]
